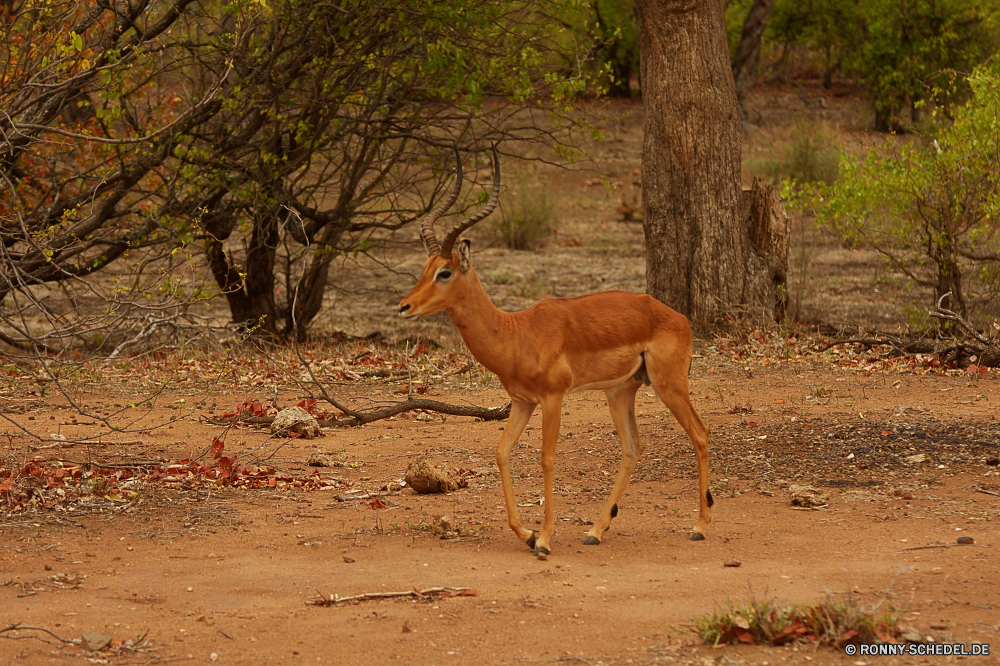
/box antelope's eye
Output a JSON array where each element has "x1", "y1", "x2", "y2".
[{"x1": 436, "y1": 269, "x2": 452, "y2": 281}]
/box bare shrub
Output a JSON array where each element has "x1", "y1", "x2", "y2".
[
  {"x1": 749, "y1": 120, "x2": 840, "y2": 185},
  {"x1": 487, "y1": 169, "x2": 555, "y2": 250}
]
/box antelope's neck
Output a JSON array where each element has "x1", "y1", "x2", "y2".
[{"x1": 445, "y1": 270, "x2": 516, "y2": 372}]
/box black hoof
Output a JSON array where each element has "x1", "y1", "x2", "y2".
[
  {"x1": 526, "y1": 532, "x2": 537, "y2": 550},
  {"x1": 533, "y1": 546, "x2": 550, "y2": 557},
  {"x1": 582, "y1": 536, "x2": 600, "y2": 546},
  {"x1": 690, "y1": 532, "x2": 706, "y2": 541},
  {"x1": 611, "y1": 504, "x2": 618, "y2": 519}
]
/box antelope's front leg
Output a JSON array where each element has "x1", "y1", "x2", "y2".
[
  {"x1": 533, "y1": 397, "x2": 563, "y2": 557},
  {"x1": 495, "y1": 400, "x2": 537, "y2": 548}
]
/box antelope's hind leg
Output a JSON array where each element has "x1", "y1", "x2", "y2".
[
  {"x1": 645, "y1": 353, "x2": 712, "y2": 541},
  {"x1": 584, "y1": 376, "x2": 644, "y2": 545},
  {"x1": 496, "y1": 400, "x2": 538, "y2": 549}
]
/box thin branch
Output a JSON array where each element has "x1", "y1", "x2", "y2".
[
  {"x1": 307, "y1": 586, "x2": 478, "y2": 606},
  {"x1": 929, "y1": 292, "x2": 991, "y2": 345},
  {"x1": 206, "y1": 398, "x2": 511, "y2": 428},
  {"x1": 0, "y1": 622, "x2": 76, "y2": 647}
]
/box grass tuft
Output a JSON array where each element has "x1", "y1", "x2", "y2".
[
  {"x1": 747, "y1": 119, "x2": 840, "y2": 186},
  {"x1": 693, "y1": 593, "x2": 902, "y2": 647},
  {"x1": 487, "y1": 168, "x2": 555, "y2": 250}
]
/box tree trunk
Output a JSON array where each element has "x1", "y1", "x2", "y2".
[
  {"x1": 731, "y1": 0, "x2": 777, "y2": 116},
  {"x1": 285, "y1": 224, "x2": 345, "y2": 341},
  {"x1": 637, "y1": 0, "x2": 787, "y2": 326},
  {"x1": 240, "y1": 207, "x2": 283, "y2": 335}
]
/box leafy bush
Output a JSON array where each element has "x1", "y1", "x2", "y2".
[
  {"x1": 818, "y1": 66, "x2": 1000, "y2": 320},
  {"x1": 768, "y1": 0, "x2": 866, "y2": 89},
  {"x1": 768, "y1": 0, "x2": 1000, "y2": 128},
  {"x1": 592, "y1": 0, "x2": 640, "y2": 97}
]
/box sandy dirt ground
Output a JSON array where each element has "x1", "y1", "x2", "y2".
[
  {"x1": 2, "y1": 346, "x2": 998, "y2": 665},
  {"x1": 3, "y1": 81, "x2": 999, "y2": 665}
]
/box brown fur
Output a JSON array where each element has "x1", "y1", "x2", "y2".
[{"x1": 399, "y1": 244, "x2": 711, "y2": 554}]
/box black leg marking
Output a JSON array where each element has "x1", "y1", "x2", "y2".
[
  {"x1": 707, "y1": 488, "x2": 714, "y2": 508},
  {"x1": 527, "y1": 532, "x2": 536, "y2": 550},
  {"x1": 583, "y1": 536, "x2": 600, "y2": 546},
  {"x1": 690, "y1": 532, "x2": 706, "y2": 541},
  {"x1": 611, "y1": 504, "x2": 618, "y2": 519}
]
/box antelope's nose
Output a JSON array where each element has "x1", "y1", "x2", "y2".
[{"x1": 398, "y1": 302, "x2": 412, "y2": 318}]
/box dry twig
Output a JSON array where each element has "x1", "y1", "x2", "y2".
[
  {"x1": 206, "y1": 398, "x2": 510, "y2": 428},
  {"x1": 898, "y1": 542, "x2": 957, "y2": 553},
  {"x1": 0, "y1": 622, "x2": 76, "y2": 648},
  {"x1": 308, "y1": 586, "x2": 478, "y2": 606}
]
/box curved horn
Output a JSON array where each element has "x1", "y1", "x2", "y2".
[
  {"x1": 418, "y1": 144, "x2": 462, "y2": 256},
  {"x1": 440, "y1": 143, "x2": 500, "y2": 258}
]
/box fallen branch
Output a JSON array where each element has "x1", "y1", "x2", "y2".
[
  {"x1": 334, "y1": 492, "x2": 385, "y2": 502},
  {"x1": 56, "y1": 459, "x2": 163, "y2": 469},
  {"x1": 205, "y1": 398, "x2": 511, "y2": 428},
  {"x1": 813, "y1": 337, "x2": 906, "y2": 354},
  {"x1": 898, "y1": 542, "x2": 956, "y2": 553},
  {"x1": 929, "y1": 292, "x2": 992, "y2": 345},
  {"x1": 814, "y1": 330, "x2": 999, "y2": 369},
  {"x1": 307, "y1": 586, "x2": 478, "y2": 606},
  {"x1": 28, "y1": 439, "x2": 144, "y2": 450},
  {"x1": 975, "y1": 487, "x2": 1000, "y2": 497},
  {"x1": 0, "y1": 622, "x2": 77, "y2": 648}
]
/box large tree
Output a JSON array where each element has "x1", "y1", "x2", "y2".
[
  {"x1": 0, "y1": 0, "x2": 593, "y2": 349},
  {"x1": 637, "y1": 0, "x2": 787, "y2": 326}
]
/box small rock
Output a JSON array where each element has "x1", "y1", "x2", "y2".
[
  {"x1": 536, "y1": 552, "x2": 548, "y2": 561},
  {"x1": 902, "y1": 632, "x2": 925, "y2": 644},
  {"x1": 342, "y1": 554, "x2": 355, "y2": 563},
  {"x1": 403, "y1": 457, "x2": 467, "y2": 494},
  {"x1": 270, "y1": 406, "x2": 323, "y2": 439},
  {"x1": 957, "y1": 536, "x2": 974, "y2": 545},
  {"x1": 306, "y1": 449, "x2": 345, "y2": 467},
  {"x1": 439, "y1": 514, "x2": 457, "y2": 530},
  {"x1": 81, "y1": 631, "x2": 112, "y2": 651},
  {"x1": 723, "y1": 558, "x2": 742, "y2": 568},
  {"x1": 986, "y1": 456, "x2": 1000, "y2": 466},
  {"x1": 905, "y1": 453, "x2": 928, "y2": 464},
  {"x1": 788, "y1": 484, "x2": 828, "y2": 508}
]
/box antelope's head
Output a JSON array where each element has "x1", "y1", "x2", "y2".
[{"x1": 398, "y1": 145, "x2": 500, "y2": 319}]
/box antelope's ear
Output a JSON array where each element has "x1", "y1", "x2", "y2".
[{"x1": 457, "y1": 239, "x2": 472, "y2": 271}]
